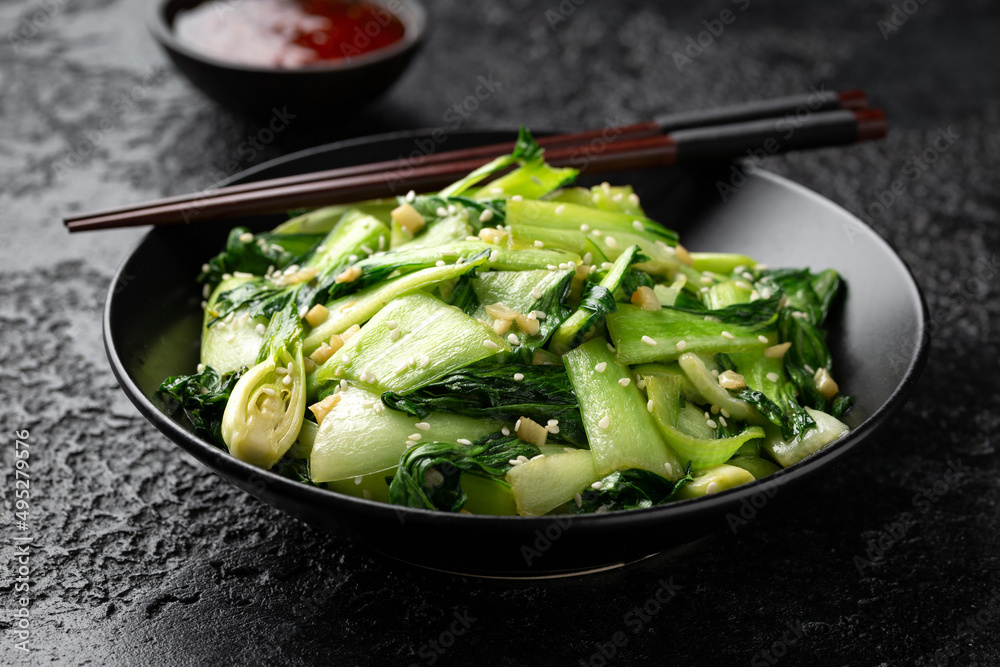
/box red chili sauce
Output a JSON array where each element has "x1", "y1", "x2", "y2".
[{"x1": 174, "y1": 0, "x2": 406, "y2": 68}]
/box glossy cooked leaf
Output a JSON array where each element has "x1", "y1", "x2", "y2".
[
  {"x1": 158, "y1": 365, "x2": 245, "y2": 447},
  {"x1": 380, "y1": 362, "x2": 585, "y2": 445},
  {"x1": 571, "y1": 467, "x2": 694, "y2": 513}
]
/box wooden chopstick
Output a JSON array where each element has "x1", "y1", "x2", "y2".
[{"x1": 65, "y1": 104, "x2": 885, "y2": 232}]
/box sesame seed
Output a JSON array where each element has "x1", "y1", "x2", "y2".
[
  {"x1": 256, "y1": 323, "x2": 266, "y2": 336},
  {"x1": 574, "y1": 493, "x2": 583, "y2": 508},
  {"x1": 721, "y1": 408, "x2": 730, "y2": 418},
  {"x1": 598, "y1": 415, "x2": 610, "y2": 430},
  {"x1": 546, "y1": 264, "x2": 557, "y2": 270},
  {"x1": 483, "y1": 340, "x2": 499, "y2": 350},
  {"x1": 435, "y1": 260, "x2": 446, "y2": 267},
  {"x1": 261, "y1": 387, "x2": 275, "y2": 396},
  {"x1": 632, "y1": 220, "x2": 644, "y2": 231},
  {"x1": 605, "y1": 236, "x2": 619, "y2": 249},
  {"x1": 705, "y1": 482, "x2": 720, "y2": 495},
  {"x1": 530, "y1": 310, "x2": 547, "y2": 320},
  {"x1": 641, "y1": 335, "x2": 657, "y2": 346},
  {"x1": 591, "y1": 481, "x2": 604, "y2": 490},
  {"x1": 282, "y1": 375, "x2": 292, "y2": 386},
  {"x1": 517, "y1": 455, "x2": 529, "y2": 463},
  {"x1": 457, "y1": 438, "x2": 472, "y2": 446},
  {"x1": 394, "y1": 361, "x2": 409, "y2": 374},
  {"x1": 758, "y1": 335, "x2": 769, "y2": 343},
  {"x1": 547, "y1": 419, "x2": 559, "y2": 426},
  {"x1": 646, "y1": 399, "x2": 653, "y2": 413},
  {"x1": 704, "y1": 411, "x2": 711, "y2": 419},
  {"x1": 419, "y1": 355, "x2": 430, "y2": 368},
  {"x1": 405, "y1": 190, "x2": 416, "y2": 202},
  {"x1": 719, "y1": 416, "x2": 728, "y2": 427},
  {"x1": 415, "y1": 422, "x2": 430, "y2": 431},
  {"x1": 509, "y1": 459, "x2": 524, "y2": 466},
  {"x1": 664, "y1": 462, "x2": 673, "y2": 477},
  {"x1": 507, "y1": 333, "x2": 520, "y2": 345},
  {"x1": 595, "y1": 362, "x2": 607, "y2": 373},
  {"x1": 196, "y1": 363, "x2": 205, "y2": 372},
  {"x1": 501, "y1": 426, "x2": 511, "y2": 436},
  {"x1": 513, "y1": 373, "x2": 525, "y2": 382},
  {"x1": 706, "y1": 419, "x2": 718, "y2": 429},
  {"x1": 721, "y1": 331, "x2": 735, "y2": 340},
  {"x1": 766, "y1": 372, "x2": 780, "y2": 382},
  {"x1": 555, "y1": 204, "x2": 566, "y2": 215},
  {"x1": 530, "y1": 287, "x2": 543, "y2": 299},
  {"x1": 676, "y1": 340, "x2": 687, "y2": 351},
  {"x1": 531, "y1": 454, "x2": 546, "y2": 461},
  {"x1": 405, "y1": 440, "x2": 417, "y2": 447},
  {"x1": 618, "y1": 378, "x2": 631, "y2": 387},
  {"x1": 390, "y1": 329, "x2": 401, "y2": 342},
  {"x1": 479, "y1": 208, "x2": 494, "y2": 222},
  {"x1": 637, "y1": 379, "x2": 646, "y2": 390},
  {"x1": 238, "y1": 232, "x2": 254, "y2": 243}
]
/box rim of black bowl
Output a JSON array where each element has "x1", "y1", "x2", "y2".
[
  {"x1": 146, "y1": 0, "x2": 428, "y2": 74},
  {"x1": 103, "y1": 127, "x2": 930, "y2": 561}
]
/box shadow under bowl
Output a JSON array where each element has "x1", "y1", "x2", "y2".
[
  {"x1": 104, "y1": 129, "x2": 929, "y2": 577},
  {"x1": 146, "y1": 0, "x2": 428, "y2": 118}
]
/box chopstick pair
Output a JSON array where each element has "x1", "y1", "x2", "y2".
[{"x1": 64, "y1": 90, "x2": 884, "y2": 232}]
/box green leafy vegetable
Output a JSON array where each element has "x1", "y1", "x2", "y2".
[
  {"x1": 158, "y1": 365, "x2": 245, "y2": 447},
  {"x1": 571, "y1": 466, "x2": 694, "y2": 513}
]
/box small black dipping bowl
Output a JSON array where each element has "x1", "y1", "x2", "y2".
[
  {"x1": 147, "y1": 0, "x2": 427, "y2": 117},
  {"x1": 105, "y1": 130, "x2": 929, "y2": 577}
]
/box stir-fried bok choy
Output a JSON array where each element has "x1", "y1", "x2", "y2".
[{"x1": 157, "y1": 127, "x2": 852, "y2": 516}]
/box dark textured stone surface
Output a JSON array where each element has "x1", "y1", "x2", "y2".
[{"x1": 1, "y1": 0, "x2": 998, "y2": 665}]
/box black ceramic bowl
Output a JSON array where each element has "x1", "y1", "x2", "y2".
[
  {"x1": 147, "y1": 0, "x2": 427, "y2": 117},
  {"x1": 105, "y1": 130, "x2": 928, "y2": 577}
]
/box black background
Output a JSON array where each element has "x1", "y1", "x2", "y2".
[{"x1": 1, "y1": 0, "x2": 998, "y2": 665}]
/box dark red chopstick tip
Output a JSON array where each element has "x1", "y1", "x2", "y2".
[
  {"x1": 854, "y1": 109, "x2": 888, "y2": 142},
  {"x1": 837, "y1": 89, "x2": 869, "y2": 111}
]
